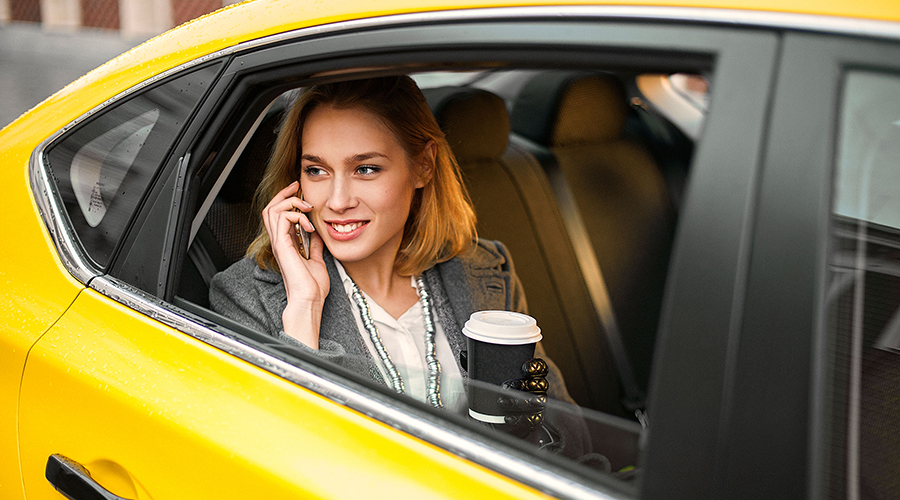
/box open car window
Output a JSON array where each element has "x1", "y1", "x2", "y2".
[{"x1": 172, "y1": 61, "x2": 702, "y2": 492}]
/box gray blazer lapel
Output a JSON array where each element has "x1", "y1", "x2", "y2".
[
  {"x1": 424, "y1": 265, "x2": 467, "y2": 375},
  {"x1": 320, "y1": 252, "x2": 385, "y2": 385}
]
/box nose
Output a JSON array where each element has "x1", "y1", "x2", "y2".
[{"x1": 325, "y1": 175, "x2": 357, "y2": 213}]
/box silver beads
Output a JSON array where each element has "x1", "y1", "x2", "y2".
[
  {"x1": 348, "y1": 276, "x2": 443, "y2": 408},
  {"x1": 416, "y1": 276, "x2": 442, "y2": 408},
  {"x1": 351, "y1": 283, "x2": 405, "y2": 394}
]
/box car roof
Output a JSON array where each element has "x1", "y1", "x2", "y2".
[{"x1": 4, "y1": 0, "x2": 900, "y2": 140}]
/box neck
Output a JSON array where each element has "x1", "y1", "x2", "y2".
[
  {"x1": 342, "y1": 256, "x2": 419, "y2": 320},
  {"x1": 342, "y1": 259, "x2": 404, "y2": 298}
]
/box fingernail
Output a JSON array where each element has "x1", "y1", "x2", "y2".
[{"x1": 301, "y1": 200, "x2": 313, "y2": 209}]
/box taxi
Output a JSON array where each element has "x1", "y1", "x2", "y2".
[{"x1": 2, "y1": 0, "x2": 900, "y2": 499}]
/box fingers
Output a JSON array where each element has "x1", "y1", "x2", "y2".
[
  {"x1": 264, "y1": 190, "x2": 315, "y2": 234},
  {"x1": 498, "y1": 393, "x2": 546, "y2": 411},
  {"x1": 523, "y1": 377, "x2": 549, "y2": 394},
  {"x1": 500, "y1": 412, "x2": 544, "y2": 439},
  {"x1": 523, "y1": 358, "x2": 549, "y2": 377},
  {"x1": 494, "y1": 356, "x2": 550, "y2": 438},
  {"x1": 308, "y1": 230, "x2": 325, "y2": 262},
  {"x1": 263, "y1": 183, "x2": 316, "y2": 254}
]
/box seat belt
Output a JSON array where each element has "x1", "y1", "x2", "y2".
[{"x1": 521, "y1": 140, "x2": 648, "y2": 428}]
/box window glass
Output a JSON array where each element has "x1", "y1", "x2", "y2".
[
  {"x1": 181, "y1": 66, "x2": 703, "y2": 491},
  {"x1": 827, "y1": 70, "x2": 900, "y2": 499},
  {"x1": 47, "y1": 63, "x2": 221, "y2": 268}
]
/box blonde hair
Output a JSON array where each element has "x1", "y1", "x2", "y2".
[{"x1": 247, "y1": 76, "x2": 477, "y2": 276}]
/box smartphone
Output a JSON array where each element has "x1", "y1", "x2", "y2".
[
  {"x1": 296, "y1": 220, "x2": 311, "y2": 260},
  {"x1": 295, "y1": 196, "x2": 311, "y2": 259}
]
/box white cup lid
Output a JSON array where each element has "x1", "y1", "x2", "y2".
[{"x1": 462, "y1": 310, "x2": 542, "y2": 345}]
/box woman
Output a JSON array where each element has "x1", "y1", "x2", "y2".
[{"x1": 210, "y1": 76, "x2": 587, "y2": 454}]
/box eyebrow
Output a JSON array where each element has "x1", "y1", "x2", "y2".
[
  {"x1": 299, "y1": 152, "x2": 389, "y2": 165},
  {"x1": 348, "y1": 152, "x2": 389, "y2": 163}
]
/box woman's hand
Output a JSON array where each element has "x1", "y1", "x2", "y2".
[
  {"x1": 262, "y1": 181, "x2": 329, "y2": 348},
  {"x1": 497, "y1": 358, "x2": 549, "y2": 438}
]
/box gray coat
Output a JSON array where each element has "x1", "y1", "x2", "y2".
[{"x1": 209, "y1": 239, "x2": 588, "y2": 457}]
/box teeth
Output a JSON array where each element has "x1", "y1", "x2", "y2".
[{"x1": 331, "y1": 222, "x2": 364, "y2": 233}]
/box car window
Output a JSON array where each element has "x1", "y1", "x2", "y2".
[
  {"x1": 174, "y1": 61, "x2": 705, "y2": 492},
  {"x1": 45, "y1": 63, "x2": 220, "y2": 268},
  {"x1": 826, "y1": 69, "x2": 900, "y2": 499}
]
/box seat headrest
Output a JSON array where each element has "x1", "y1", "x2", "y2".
[
  {"x1": 511, "y1": 73, "x2": 627, "y2": 147},
  {"x1": 425, "y1": 87, "x2": 510, "y2": 162}
]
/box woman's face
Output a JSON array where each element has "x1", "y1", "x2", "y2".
[{"x1": 299, "y1": 104, "x2": 425, "y2": 269}]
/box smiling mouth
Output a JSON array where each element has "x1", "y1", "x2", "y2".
[{"x1": 330, "y1": 221, "x2": 366, "y2": 233}]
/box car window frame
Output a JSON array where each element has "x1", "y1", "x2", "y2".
[
  {"x1": 174, "y1": 17, "x2": 781, "y2": 498},
  {"x1": 29, "y1": 60, "x2": 225, "y2": 287}
]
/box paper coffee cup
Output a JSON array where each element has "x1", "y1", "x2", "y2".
[{"x1": 463, "y1": 311, "x2": 542, "y2": 423}]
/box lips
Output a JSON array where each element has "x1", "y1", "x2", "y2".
[
  {"x1": 331, "y1": 221, "x2": 365, "y2": 233},
  {"x1": 325, "y1": 220, "x2": 369, "y2": 241}
]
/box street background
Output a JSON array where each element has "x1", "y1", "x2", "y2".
[
  {"x1": 0, "y1": 23, "x2": 139, "y2": 128},
  {"x1": 0, "y1": 0, "x2": 237, "y2": 128}
]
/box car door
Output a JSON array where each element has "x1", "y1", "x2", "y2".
[
  {"x1": 650, "y1": 24, "x2": 900, "y2": 500},
  {"x1": 17, "y1": 9, "x2": 779, "y2": 500},
  {"x1": 740, "y1": 30, "x2": 900, "y2": 500}
]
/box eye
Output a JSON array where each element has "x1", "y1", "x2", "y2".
[
  {"x1": 303, "y1": 166, "x2": 325, "y2": 177},
  {"x1": 356, "y1": 165, "x2": 381, "y2": 175}
]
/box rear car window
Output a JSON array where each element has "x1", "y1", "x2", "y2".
[
  {"x1": 46, "y1": 63, "x2": 220, "y2": 268},
  {"x1": 826, "y1": 69, "x2": 900, "y2": 499}
]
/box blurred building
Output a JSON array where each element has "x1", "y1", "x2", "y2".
[{"x1": 0, "y1": 0, "x2": 242, "y2": 37}]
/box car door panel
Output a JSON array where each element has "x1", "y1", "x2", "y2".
[
  {"x1": 735, "y1": 32, "x2": 900, "y2": 500},
  {"x1": 18, "y1": 288, "x2": 550, "y2": 499},
  {"x1": 0, "y1": 148, "x2": 85, "y2": 500}
]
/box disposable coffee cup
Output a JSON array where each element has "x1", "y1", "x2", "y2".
[{"x1": 463, "y1": 310, "x2": 542, "y2": 423}]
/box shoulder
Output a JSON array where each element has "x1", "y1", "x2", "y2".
[
  {"x1": 212, "y1": 257, "x2": 282, "y2": 288},
  {"x1": 209, "y1": 257, "x2": 288, "y2": 333},
  {"x1": 456, "y1": 238, "x2": 514, "y2": 271},
  {"x1": 209, "y1": 257, "x2": 284, "y2": 311}
]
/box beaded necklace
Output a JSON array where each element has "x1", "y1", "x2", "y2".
[{"x1": 348, "y1": 275, "x2": 443, "y2": 408}]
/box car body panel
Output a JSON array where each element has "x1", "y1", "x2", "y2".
[
  {"x1": 0, "y1": 127, "x2": 84, "y2": 500},
  {"x1": 17, "y1": 288, "x2": 551, "y2": 500}
]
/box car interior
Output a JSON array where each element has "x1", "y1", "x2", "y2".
[{"x1": 173, "y1": 66, "x2": 706, "y2": 473}]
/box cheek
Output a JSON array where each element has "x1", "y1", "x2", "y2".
[
  {"x1": 299, "y1": 180, "x2": 324, "y2": 204},
  {"x1": 378, "y1": 181, "x2": 416, "y2": 212}
]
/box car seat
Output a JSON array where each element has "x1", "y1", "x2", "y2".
[
  {"x1": 426, "y1": 86, "x2": 627, "y2": 416},
  {"x1": 509, "y1": 72, "x2": 678, "y2": 409}
]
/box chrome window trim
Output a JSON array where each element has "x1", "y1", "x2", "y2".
[
  {"x1": 88, "y1": 274, "x2": 621, "y2": 500},
  {"x1": 29, "y1": 146, "x2": 100, "y2": 285}
]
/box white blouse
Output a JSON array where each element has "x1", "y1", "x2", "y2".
[{"x1": 335, "y1": 261, "x2": 466, "y2": 413}]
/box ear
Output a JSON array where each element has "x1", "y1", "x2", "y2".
[{"x1": 415, "y1": 140, "x2": 437, "y2": 189}]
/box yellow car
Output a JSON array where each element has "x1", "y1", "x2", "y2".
[{"x1": 3, "y1": 0, "x2": 900, "y2": 498}]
